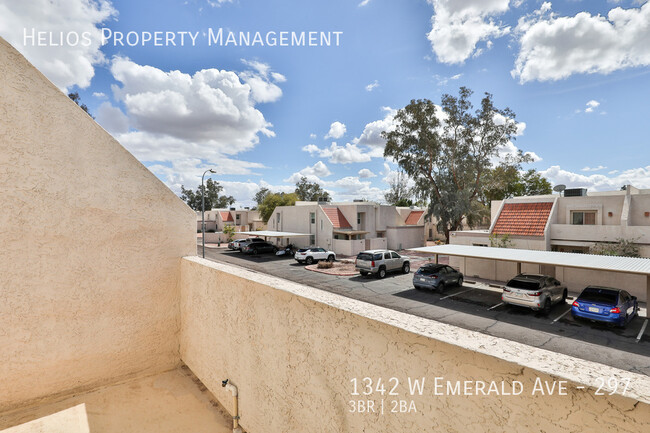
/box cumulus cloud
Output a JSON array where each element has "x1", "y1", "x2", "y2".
[
  {"x1": 239, "y1": 59, "x2": 285, "y2": 103},
  {"x1": 353, "y1": 107, "x2": 398, "y2": 148},
  {"x1": 93, "y1": 92, "x2": 107, "y2": 98},
  {"x1": 307, "y1": 142, "x2": 373, "y2": 164},
  {"x1": 325, "y1": 121, "x2": 347, "y2": 139},
  {"x1": 434, "y1": 73, "x2": 463, "y2": 86},
  {"x1": 95, "y1": 101, "x2": 129, "y2": 134},
  {"x1": 512, "y1": 1, "x2": 650, "y2": 82},
  {"x1": 365, "y1": 80, "x2": 379, "y2": 92},
  {"x1": 541, "y1": 165, "x2": 650, "y2": 191},
  {"x1": 581, "y1": 165, "x2": 607, "y2": 172},
  {"x1": 106, "y1": 57, "x2": 284, "y2": 192},
  {"x1": 358, "y1": 168, "x2": 376, "y2": 178},
  {"x1": 585, "y1": 100, "x2": 600, "y2": 113},
  {"x1": 0, "y1": 0, "x2": 116, "y2": 90},
  {"x1": 284, "y1": 161, "x2": 332, "y2": 183},
  {"x1": 427, "y1": 0, "x2": 511, "y2": 64}
]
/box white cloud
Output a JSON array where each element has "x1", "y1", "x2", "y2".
[
  {"x1": 239, "y1": 59, "x2": 285, "y2": 103},
  {"x1": 512, "y1": 2, "x2": 650, "y2": 82},
  {"x1": 358, "y1": 168, "x2": 376, "y2": 178},
  {"x1": 365, "y1": 80, "x2": 380, "y2": 92},
  {"x1": 358, "y1": 0, "x2": 373, "y2": 6},
  {"x1": 95, "y1": 102, "x2": 129, "y2": 134},
  {"x1": 585, "y1": 100, "x2": 600, "y2": 113},
  {"x1": 93, "y1": 92, "x2": 107, "y2": 98},
  {"x1": 207, "y1": 0, "x2": 234, "y2": 7},
  {"x1": 309, "y1": 133, "x2": 317, "y2": 139},
  {"x1": 0, "y1": 0, "x2": 116, "y2": 90},
  {"x1": 284, "y1": 161, "x2": 332, "y2": 183},
  {"x1": 324, "y1": 121, "x2": 347, "y2": 139},
  {"x1": 427, "y1": 0, "x2": 511, "y2": 64},
  {"x1": 434, "y1": 73, "x2": 463, "y2": 86},
  {"x1": 541, "y1": 165, "x2": 650, "y2": 191},
  {"x1": 318, "y1": 142, "x2": 372, "y2": 164},
  {"x1": 581, "y1": 165, "x2": 607, "y2": 172},
  {"x1": 325, "y1": 176, "x2": 386, "y2": 203},
  {"x1": 353, "y1": 107, "x2": 398, "y2": 148}
]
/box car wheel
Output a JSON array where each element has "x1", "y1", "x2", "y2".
[
  {"x1": 305, "y1": 257, "x2": 314, "y2": 265},
  {"x1": 542, "y1": 298, "x2": 552, "y2": 315},
  {"x1": 272, "y1": 247, "x2": 278, "y2": 253},
  {"x1": 437, "y1": 281, "x2": 445, "y2": 293},
  {"x1": 327, "y1": 255, "x2": 335, "y2": 263},
  {"x1": 402, "y1": 263, "x2": 410, "y2": 274},
  {"x1": 457, "y1": 276, "x2": 463, "y2": 287},
  {"x1": 252, "y1": 248, "x2": 258, "y2": 255},
  {"x1": 378, "y1": 267, "x2": 386, "y2": 279},
  {"x1": 562, "y1": 289, "x2": 567, "y2": 303}
]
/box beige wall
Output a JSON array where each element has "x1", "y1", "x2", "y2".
[
  {"x1": 629, "y1": 194, "x2": 650, "y2": 226},
  {"x1": 386, "y1": 226, "x2": 424, "y2": 250},
  {"x1": 0, "y1": 38, "x2": 195, "y2": 411},
  {"x1": 180, "y1": 258, "x2": 650, "y2": 433},
  {"x1": 554, "y1": 195, "x2": 625, "y2": 225},
  {"x1": 332, "y1": 238, "x2": 365, "y2": 257}
]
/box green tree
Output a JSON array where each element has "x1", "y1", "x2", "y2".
[
  {"x1": 68, "y1": 92, "x2": 94, "y2": 119},
  {"x1": 383, "y1": 88, "x2": 519, "y2": 243},
  {"x1": 258, "y1": 192, "x2": 298, "y2": 222},
  {"x1": 384, "y1": 171, "x2": 414, "y2": 206},
  {"x1": 180, "y1": 178, "x2": 235, "y2": 211},
  {"x1": 294, "y1": 177, "x2": 331, "y2": 202},
  {"x1": 222, "y1": 224, "x2": 236, "y2": 242},
  {"x1": 590, "y1": 238, "x2": 640, "y2": 257},
  {"x1": 254, "y1": 187, "x2": 271, "y2": 205},
  {"x1": 481, "y1": 153, "x2": 551, "y2": 204}
]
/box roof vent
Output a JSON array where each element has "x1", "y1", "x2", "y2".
[
  {"x1": 353, "y1": 199, "x2": 364, "y2": 202},
  {"x1": 229, "y1": 207, "x2": 236, "y2": 211},
  {"x1": 564, "y1": 188, "x2": 587, "y2": 197}
]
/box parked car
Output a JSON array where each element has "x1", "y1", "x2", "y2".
[
  {"x1": 241, "y1": 241, "x2": 278, "y2": 255},
  {"x1": 355, "y1": 250, "x2": 410, "y2": 279},
  {"x1": 502, "y1": 274, "x2": 567, "y2": 314},
  {"x1": 413, "y1": 264, "x2": 463, "y2": 292},
  {"x1": 294, "y1": 247, "x2": 336, "y2": 265},
  {"x1": 229, "y1": 237, "x2": 264, "y2": 251},
  {"x1": 571, "y1": 286, "x2": 638, "y2": 327}
]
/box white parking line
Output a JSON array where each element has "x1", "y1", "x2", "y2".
[
  {"x1": 552, "y1": 308, "x2": 571, "y2": 323},
  {"x1": 488, "y1": 302, "x2": 504, "y2": 311},
  {"x1": 636, "y1": 319, "x2": 648, "y2": 343},
  {"x1": 440, "y1": 288, "x2": 474, "y2": 300}
]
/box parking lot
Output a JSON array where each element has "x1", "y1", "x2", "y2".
[{"x1": 199, "y1": 245, "x2": 650, "y2": 376}]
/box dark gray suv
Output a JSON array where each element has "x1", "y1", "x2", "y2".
[{"x1": 413, "y1": 264, "x2": 463, "y2": 292}]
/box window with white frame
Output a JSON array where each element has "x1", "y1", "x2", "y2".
[{"x1": 571, "y1": 211, "x2": 596, "y2": 225}]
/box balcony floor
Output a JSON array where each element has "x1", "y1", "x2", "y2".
[{"x1": 0, "y1": 367, "x2": 233, "y2": 433}]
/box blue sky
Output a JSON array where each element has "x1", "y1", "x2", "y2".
[{"x1": 1, "y1": 0, "x2": 650, "y2": 206}]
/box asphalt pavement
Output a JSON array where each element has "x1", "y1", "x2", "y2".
[{"x1": 198, "y1": 245, "x2": 650, "y2": 377}]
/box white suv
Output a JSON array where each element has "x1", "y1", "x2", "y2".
[
  {"x1": 294, "y1": 247, "x2": 336, "y2": 265},
  {"x1": 355, "y1": 250, "x2": 410, "y2": 278}
]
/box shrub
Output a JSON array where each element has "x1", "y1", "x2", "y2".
[{"x1": 317, "y1": 261, "x2": 334, "y2": 269}]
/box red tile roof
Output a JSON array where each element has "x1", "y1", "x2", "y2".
[
  {"x1": 220, "y1": 211, "x2": 234, "y2": 222},
  {"x1": 492, "y1": 202, "x2": 553, "y2": 237},
  {"x1": 405, "y1": 210, "x2": 424, "y2": 225},
  {"x1": 322, "y1": 207, "x2": 352, "y2": 229}
]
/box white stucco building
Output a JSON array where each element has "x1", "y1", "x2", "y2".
[
  {"x1": 197, "y1": 208, "x2": 266, "y2": 233},
  {"x1": 267, "y1": 201, "x2": 432, "y2": 256}
]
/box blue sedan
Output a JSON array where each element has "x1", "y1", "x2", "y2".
[{"x1": 571, "y1": 286, "x2": 638, "y2": 327}]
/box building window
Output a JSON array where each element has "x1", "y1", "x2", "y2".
[
  {"x1": 571, "y1": 211, "x2": 596, "y2": 225},
  {"x1": 276, "y1": 213, "x2": 281, "y2": 224},
  {"x1": 320, "y1": 219, "x2": 323, "y2": 230},
  {"x1": 310, "y1": 212, "x2": 315, "y2": 224},
  {"x1": 236, "y1": 214, "x2": 240, "y2": 221},
  {"x1": 310, "y1": 235, "x2": 315, "y2": 245},
  {"x1": 357, "y1": 213, "x2": 361, "y2": 224}
]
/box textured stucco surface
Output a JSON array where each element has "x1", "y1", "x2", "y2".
[
  {"x1": 0, "y1": 368, "x2": 232, "y2": 433},
  {"x1": 180, "y1": 257, "x2": 650, "y2": 433},
  {"x1": 0, "y1": 38, "x2": 196, "y2": 411}
]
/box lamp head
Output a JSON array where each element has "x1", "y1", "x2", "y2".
[{"x1": 209, "y1": 169, "x2": 216, "y2": 174}]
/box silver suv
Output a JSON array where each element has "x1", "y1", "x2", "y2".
[
  {"x1": 502, "y1": 274, "x2": 568, "y2": 314},
  {"x1": 355, "y1": 250, "x2": 410, "y2": 279}
]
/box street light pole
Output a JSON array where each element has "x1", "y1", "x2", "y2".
[{"x1": 202, "y1": 168, "x2": 216, "y2": 258}]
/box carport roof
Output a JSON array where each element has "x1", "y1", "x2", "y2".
[
  {"x1": 238, "y1": 230, "x2": 312, "y2": 238},
  {"x1": 410, "y1": 244, "x2": 650, "y2": 276}
]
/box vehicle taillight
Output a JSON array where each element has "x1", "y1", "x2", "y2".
[
  {"x1": 529, "y1": 291, "x2": 542, "y2": 297},
  {"x1": 610, "y1": 307, "x2": 620, "y2": 314},
  {"x1": 572, "y1": 301, "x2": 579, "y2": 307},
  {"x1": 371, "y1": 261, "x2": 375, "y2": 267},
  {"x1": 432, "y1": 275, "x2": 438, "y2": 279},
  {"x1": 503, "y1": 287, "x2": 510, "y2": 292}
]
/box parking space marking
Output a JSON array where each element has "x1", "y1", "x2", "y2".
[
  {"x1": 440, "y1": 288, "x2": 474, "y2": 300},
  {"x1": 552, "y1": 308, "x2": 572, "y2": 323},
  {"x1": 488, "y1": 302, "x2": 504, "y2": 311},
  {"x1": 636, "y1": 319, "x2": 648, "y2": 343}
]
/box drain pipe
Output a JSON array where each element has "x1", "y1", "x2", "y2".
[{"x1": 222, "y1": 379, "x2": 242, "y2": 433}]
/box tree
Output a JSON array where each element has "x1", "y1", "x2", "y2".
[
  {"x1": 68, "y1": 92, "x2": 94, "y2": 119},
  {"x1": 258, "y1": 192, "x2": 298, "y2": 222},
  {"x1": 294, "y1": 177, "x2": 331, "y2": 202},
  {"x1": 481, "y1": 153, "x2": 552, "y2": 204},
  {"x1": 590, "y1": 238, "x2": 640, "y2": 257},
  {"x1": 254, "y1": 187, "x2": 271, "y2": 205},
  {"x1": 222, "y1": 225, "x2": 236, "y2": 242},
  {"x1": 383, "y1": 87, "x2": 519, "y2": 243},
  {"x1": 384, "y1": 171, "x2": 414, "y2": 206},
  {"x1": 180, "y1": 178, "x2": 235, "y2": 211}
]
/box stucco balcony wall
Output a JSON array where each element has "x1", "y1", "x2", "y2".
[
  {"x1": 551, "y1": 224, "x2": 650, "y2": 244},
  {"x1": 180, "y1": 257, "x2": 650, "y2": 433}
]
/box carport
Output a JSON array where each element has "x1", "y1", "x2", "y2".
[
  {"x1": 410, "y1": 244, "x2": 650, "y2": 306},
  {"x1": 237, "y1": 230, "x2": 312, "y2": 246}
]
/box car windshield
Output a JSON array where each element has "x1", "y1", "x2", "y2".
[
  {"x1": 417, "y1": 266, "x2": 443, "y2": 275},
  {"x1": 507, "y1": 278, "x2": 541, "y2": 290},
  {"x1": 579, "y1": 288, "x2": 618, "y2": 304},
  {"x1": 297, "y1": 249, "x2": 308, "y2": 253}
]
